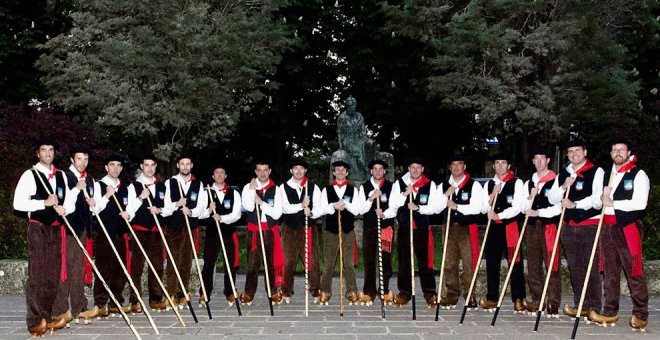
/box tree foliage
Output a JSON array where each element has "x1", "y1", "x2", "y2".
[
  {"x1": 389, "y1": 0, "x2": 657, "y2": 175},
  {"x1": 37, "y1": 0, "x2": 290, "y2": 162}
]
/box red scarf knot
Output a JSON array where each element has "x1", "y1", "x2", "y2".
[
  {"x1": 332, "y1": 179, "x2": 349, "y2": 188},
  {"x1": 500, "y1": 170, "x2": 516, "y2": 183},
  {"x1": 48, "y1": 166, "x2": 58, "y2": 180},
  {"x1": 537, "y1": 170, "x2": 557, "y2": 185},
  {"x1": 299, "y1": 177, "x2": 309, "y2": 189},
  {"x1": 617, "y1": 155, "x2": 638, "y2": 173},
  {"x1": 257, "y1": 179, "x2": 276, "y2": 195},
  {"x1": 412, "y1": 175, "x2": 430, "y2": 193},
  {"x1": 453, "y1": 172, "x2": 471, "y2": 190},
  {"x1": 79, "y1": 171, "x2": 87, "y2": 180},
  {"x1": 574, "y1": 160, "x2": 595, "y2": 178}
]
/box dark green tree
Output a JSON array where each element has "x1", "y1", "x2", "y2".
[
  {"x1": 0, "y1": 0, "x2": 74, "y2": 103},
  {"x1": 37, "y1": 0, "x2": 290, "y2": 163}
]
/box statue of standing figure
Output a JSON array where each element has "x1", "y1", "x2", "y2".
[{"x1": 335, "y1": 96, "x2": 369, "y2": 183}]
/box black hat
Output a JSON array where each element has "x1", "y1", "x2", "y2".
[
  {"x1": 332, "y1": 160, "x2": 350, "y2": 170},
  {"x1": 209, "y1": 162, "x2": 226, "y2": 173},
  {"x1": 368, "y1": 159, "x2": 388, "y2": 170},
  {"x1": 104, "y1": 153, "x2": 124, "y2": 165},
  {"x1": 530, "y1": 146, "x2": 552, "y2": 158},
  {"x1": 564, "y1": 138, "x2": 587, "y2": 150},
  {"x1": 33, "y1": 137, "x2": 58, "y2": 152},
  {"x1": 447, "y1": 154, "x2": 465, "y2": 164},
  {"x1": 491, "y1": 152, "x2": 511, "y2": 163},
  {"x1": 175, "y1": 154, "x2": 193, "y2": 163},
  {"x1": 289, "y1": 157, "x2": 309, "y2": 169},
  {"x1": 405, "y1": 156, "x2": 424, "y2": 167},
  {"x1": 608, "y1": 137, "x2": 632, "y2": 151},
  {"x1": 140, "y1": 154, "x2": 158, "y2": 163},
  {"x1": 68, "y1": 145, "x2": 90, "y2": 158}
]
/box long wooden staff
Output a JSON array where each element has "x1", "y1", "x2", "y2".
[
  {"x1": 408, "y1": 192, "x2": 416, "y2": 320},
  {"x1": 460, "y1": 190, "x2": 499, "y2": 324},
  {"x1": 141, "y1": 183, "x2": 198, "y2": 323},
  {"x1": 492, "y1": 193, "x2": 536, "y2": 326},
  {"x1": 255, "y1": 198, "x2": 275, "y2": 316},
  {"x1": 108, "y1": 193, "x2": 185, "y2": 326},
  {"x1": 205, "y1": 186, "x2": 242, "y2": 316},
  {"x1": 376, "y1": 195, "x2": 386, "y2": 319},
  {"x1": 534, "y1": 184, "x2": 572, "y2": 331},
  {"x1": 86, "y1": 188, "x2": 159, "y2": 334},
  {"x1": 175, "y1": 180, "x2": 212, "y2": 319},
  {"x1": 32, "y1": 167, "x2": 141, "y2": 340},
  {"x1": 571, "y1": 168, "x2": 615, "y2": 339},
  {"x1": 304, "y1": 182, "x2": 310, "y2": 317},
  {"x1": 338, "y1": 209, "x2": 344, "y2": 317},
  {"x1": 435, "y1": 194, "x2": 453, "y2": 321}
]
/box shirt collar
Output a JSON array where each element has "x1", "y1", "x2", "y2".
[{"x1": 101, "y1": 175, "x2": 120, "y2": 188}]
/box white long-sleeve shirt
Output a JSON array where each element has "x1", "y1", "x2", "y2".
[
  {"x1": 162, "y1": 174, "x2": 208, "y2": 218},
  {"x1": 438, "y1": 176, "x2": 484, "y2": 216},
  {"x1": 521, "y1": 173, "x2": 562, "y2": 218},
  {"x1": 481, "y1": 176, "x2": 524, "y2": 219},
  {"x1": 548, "y1": 163, "x2": 604, "y2": 212},
  {"x1": 319, "y1": 182, "x2": 362, "y2": 216},
  {"x1": 390, "y1": 172, "x2": 445, "y2": 215},
  {"x1": 199, "y1": 183, "x2": 242, "y2": 224},
  {"x1": 280, "y1": 178, "x2": 323, "y2": 219},
  {"x1": 356, "y1": 177, "x2": 398, "y2": 219},
  {"x1": 241, "y1": 179, "x2": 283, "y2": 221},
  {"x1": 604, "y1": 167, "x2": 650, "y2": 215},
  {"x1": 126, "y1": 174, "x2": 162, "y2": 221},
  {"x1": 13, "y1": 163, "x2": 76, "y2": 215}
]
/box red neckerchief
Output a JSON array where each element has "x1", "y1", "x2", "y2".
[
  {"x1": 257, "y1": 179, "x2": 276, "y2": 195},
  {"x1": 617, "y1": 155, "x2": 637, "y2": 173},
  {"x1": 375, "y1": 177, "x2": 385, "y2": 189},
  {"x1": 332, "y1": 179, "x2": 349, "y2": 188},
  {"x1": 79, "y1": 171, "x2": 87, "y2": 180},
  {"x1": 500, "y1": 170, "x2": 515, "y2": 183},
  {"x1": 47, "y1": 165, "x2": 57, "y2": 180},
  {"x1": 537, "y1": 170, "x2": 557, "y2": 185},
  {"x1": 113, "y1": 178, "x2": 122, "y2": 188},
  {"x1": 573, "y1": 160, "x2": 594, "y2": 178},
  {"x1": 412, "y1": 175, "x2": 430, "y2": 193},
  {"x1": 218, "y1": 183, "x2": 229, "y2": 194},
  {"x1": 184, "y1": 174, "x2": 196, "y2": 183},
  {"x1": 299, "y1": 177, "x2": 309, "y2": 189},
  {"x1": 453, "y1": 172, "x2": 470, "y2": 189}
]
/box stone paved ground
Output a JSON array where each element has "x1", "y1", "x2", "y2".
[{"x1": 0, "y1": 274, "x2": 656, "y2": 340}]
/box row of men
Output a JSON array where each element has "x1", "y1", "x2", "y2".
[{"x1": 13, "y1": 138, "x2": 650, "y2": 336}]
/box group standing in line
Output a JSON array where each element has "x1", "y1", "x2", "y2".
[{"x1": 13, "y1": 137, "x2": 650, "y2": 337}]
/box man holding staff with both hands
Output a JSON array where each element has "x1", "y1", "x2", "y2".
[{"x1": 11, "y1": 136, "x2": 652, "y2": 337}]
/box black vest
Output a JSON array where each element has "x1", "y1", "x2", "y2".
[
  {"x1": 361, "y1": 179, "x2": 395, "y2": 228},
  {"x1": 64, "y1": 169, "x2": 94, "y2": 236},
  {"x1": 130, "y1": 181, "x2": 166, "y2": 229},
  {"x1": 558, "y1": 165, "x2": 601, "y2": 223},
  {"x1": 245, "y1": 184, "x2": 279, "y2": 228},
  {"x1": 605, "y1": 167, "x2": 646, "y2": 227},
  {"x1": 396, "y1": 178, "x2": 432, "y2": 229},
  {"x1": 527, "y1": 177, "x2": 560, "y2": 225},
  {"x1": 97, "y1": 181, "x2": 129, "y2": 237},
  {"x1": 205, "y1": 185, "x2": 238, "y2": 235},
  {"x1": 167, "y1": 177, "x2": 202, "y2": 229},
  {"x1": 487, "y1": 178, "x2": 520, "y2": 225},
  {"x1": 28, "y1": 169, "x2": 67, "y2": 226},
  {"x1": 441, "y1": 177, "x2": 480, "y2": 225},
  {"x1": 282, "y1": 180, "x2": 317, "y2": 229},
  {"x1": 324, "y1": 184, "x2": 355, "y2": 234}
]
